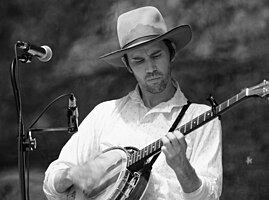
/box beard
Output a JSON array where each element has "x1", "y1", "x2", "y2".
[
  {"x1": 144, "y1": 71, "x2": 169, "y2": 94},
  {"x1": 145, "y1": 78, "x2": 167, "y2": 93}
]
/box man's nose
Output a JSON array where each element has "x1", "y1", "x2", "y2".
[{"x1": 145, "y1": 59, "x2": 157, "y2": 73}]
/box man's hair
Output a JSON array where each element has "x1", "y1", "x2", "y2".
[
  {"x1": 122, "y1": 39, "x2": 176, "y2": 68},
  {"x1": 163, "y1": 39, "x2": 176, "y2": 61}
]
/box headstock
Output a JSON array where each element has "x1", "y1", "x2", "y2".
[{"x1": 247, "y1": 80, "x2": 269, "y2": 99}]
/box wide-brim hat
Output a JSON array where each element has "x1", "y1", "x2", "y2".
[{"x1": 99, "y1": 6, "x2": 192, "y2": 68}]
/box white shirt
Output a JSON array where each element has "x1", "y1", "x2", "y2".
[{"x1": 43, "y1": 81, "x2": 222, "y2": 200}]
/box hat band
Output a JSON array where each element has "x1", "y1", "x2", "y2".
[{"x1": 122, "y1": 35, "x2": 159, "y2": 49}]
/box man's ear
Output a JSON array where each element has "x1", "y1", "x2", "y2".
[{"x1": 121, "y1": 56, "x2": 133, "y2": 73}]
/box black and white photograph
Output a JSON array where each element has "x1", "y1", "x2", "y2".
[{"x1": 1, "y1": 0, "x2": 269, "y2": 199}]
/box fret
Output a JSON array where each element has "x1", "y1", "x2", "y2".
[
  {"x1": 227, "y1": 99, "x2": 230, "y2": 107},
  {"x1": 154, "y1": 141, "x2": 157, "y2": 149},
  {"x1": 184, "y1": 123, "x2": 187, "y2": 134},
  {"x1": 131, "y1": 153, "x2": 136, "y2": 165},
  {"x1": 245, "y1": 88, "x2": 249, "y2": 96},
  {"x1": 222, "y1": 101, "x2": 228, "y2": 110},
  {"x1": 136, "y1": 150, "x2": 141, "y2": 162},
  {"x1": 132, "y1": 153, "x2": 136, "y2": 165},
  {"x1": 226, "y1": 99, "x2": 229, "y2": 109},
  {"x1": 220, "y1": 102, "x2": 225, "y2": 111},
  {"x1": 190, "y1": 119, "x2": 193, "y2": 129},
  {"x1": 143, "y1": 146, "x2": 148, "y2": 157},
  {"x1": 155, "y1": 140, "x2": 159, "y2": 150},
  {"x1": 185, "y1": 121, "x2": 191, "y2": 132},
  {"x1": 149, "y1": 143, "x2": 152, "y2": 154},
  {"x1": 157, "y1": 139, "x2": 162, "y2": 149},
  {"x1": 230, "y1": 95, "x2": 237, "y2": 105},
  {"x1": 140, "y1": 149, "x2": 145, "y2": 160},
  {"x1": 151, "y1": 142, "x2": 156, "y2": 152},
  {"x1": 128, "y1": 155, "x2": 133, "y2": 166},
  {"x1": 238, "y1": 91, "x2": 246, "y2": 100},
  {"x1": 236, "y1": 94, "x2": 238, "y2": 101},
  {"x1": 224, "y1": 100, "x2": 229, "y2": 110},
  {"x1": 217, "y1": 105, "x2": 221, "y2": 113}
]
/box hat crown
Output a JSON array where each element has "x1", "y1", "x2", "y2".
[{"x1": 117, "y1": 6, "x2": 167, "y2": 48}]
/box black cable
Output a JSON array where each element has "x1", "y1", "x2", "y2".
[{"x1": 29, "y1": 93, "x2": 73, "y2": 129}]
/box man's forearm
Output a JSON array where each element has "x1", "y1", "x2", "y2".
[
  {"x1": 174, "y1": 158, "x2": 202, "y2": 193},
  {"x1": 54, "y1": 168, "x2": 73, "y2": 193}
]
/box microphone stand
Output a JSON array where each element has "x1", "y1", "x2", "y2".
[
  {"x1": 10, "y1": 44, "x2": 78, "y2": 200},
  {"x1": 10, "y1": 53, "x2": 33, "y2": 200}
]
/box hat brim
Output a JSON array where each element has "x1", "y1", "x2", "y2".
[{"x1": 99, "y1": 25, "x2": 192, "y2": 68}]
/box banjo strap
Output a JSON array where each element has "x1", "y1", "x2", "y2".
[{"x1": 142, "y1": 101, "x2": 191, "y2": 172}]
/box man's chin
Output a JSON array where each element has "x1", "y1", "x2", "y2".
[{"x1": 146, "y1": 83, "x2": 166, "y2": 94}]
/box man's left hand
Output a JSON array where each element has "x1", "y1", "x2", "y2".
[
  {"x1": 161, "y1": 130, "x2": 188, "y2": 171},
  {"x1": 161, "y1": 130, "x2": 202, "y2": 193}
]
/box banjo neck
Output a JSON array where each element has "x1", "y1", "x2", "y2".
[{"x1": 127, "y1": 80, "x2": 269, "y2": 169}]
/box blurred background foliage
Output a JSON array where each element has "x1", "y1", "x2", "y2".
[{"x1": 1, "y1": 0, "x2": 269, "y2": 199}]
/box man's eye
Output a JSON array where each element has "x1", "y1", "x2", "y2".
[
  {"x1": 133, "y1": 59, "x2": 144, "y2": 64},
  {"x1": 152, "y1": 53, "x2": 161, "y2": 58}
]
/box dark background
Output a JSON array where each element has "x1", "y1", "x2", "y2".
[{"x1": 1, "y1": 0, "x2": 269, "y2": 199}]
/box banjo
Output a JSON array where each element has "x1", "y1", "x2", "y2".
[{"x1": 66, "y1": 80, "x2": 269, "y2": 200}]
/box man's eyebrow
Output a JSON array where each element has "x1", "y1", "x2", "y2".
[
  {"x1": 130, "y1": 49, "x2": 163, "y2": 60},
  {"x1": 151, "y1": 49, "x2": 163, "y2": 55},
  {"x1": 131, "y1": 56, "x2": 144, "y2": 61}
]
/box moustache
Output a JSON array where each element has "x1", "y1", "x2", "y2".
[{"x1": 145, "y1": 71, "x2": 163, "y2": 79}]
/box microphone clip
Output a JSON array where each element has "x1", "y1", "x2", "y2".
[
  {"x1": 67, "y1": 94, "x2": 79, "y2": 134},
  {"x1": 16, "y1": 41, "x2": 33, "y2": 63}
]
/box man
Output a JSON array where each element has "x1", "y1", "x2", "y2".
[{"x1": 43, "y1": 6, "x2": 222, "y2": 200}]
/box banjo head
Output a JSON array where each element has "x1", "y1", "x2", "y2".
[{"x1": 67, "y1": 147, "x2": 129, "y2": 200}]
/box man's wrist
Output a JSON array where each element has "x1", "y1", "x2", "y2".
[{"x1": 174, "y1": 159, "x2": 202, "y2": 193}]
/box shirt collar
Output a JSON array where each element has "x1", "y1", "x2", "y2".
[{"x1": 128, "y1": 79, "x2": 188, "y2": 114}]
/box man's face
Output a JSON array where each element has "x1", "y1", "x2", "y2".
[{"x1": 127, "y1": 41, "x2": 172, "y2": 94}]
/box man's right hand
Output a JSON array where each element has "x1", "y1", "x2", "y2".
[{"x1": 54, "y1": 154, "x2": 108, "y2": 196}]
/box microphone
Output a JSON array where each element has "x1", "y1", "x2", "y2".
[
  {"x1": 16, "y1": 41, "x2": 52, "y2": 62},
  {"x1": 67, "y1": 94, "x2": 79, "y2": 134}
]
